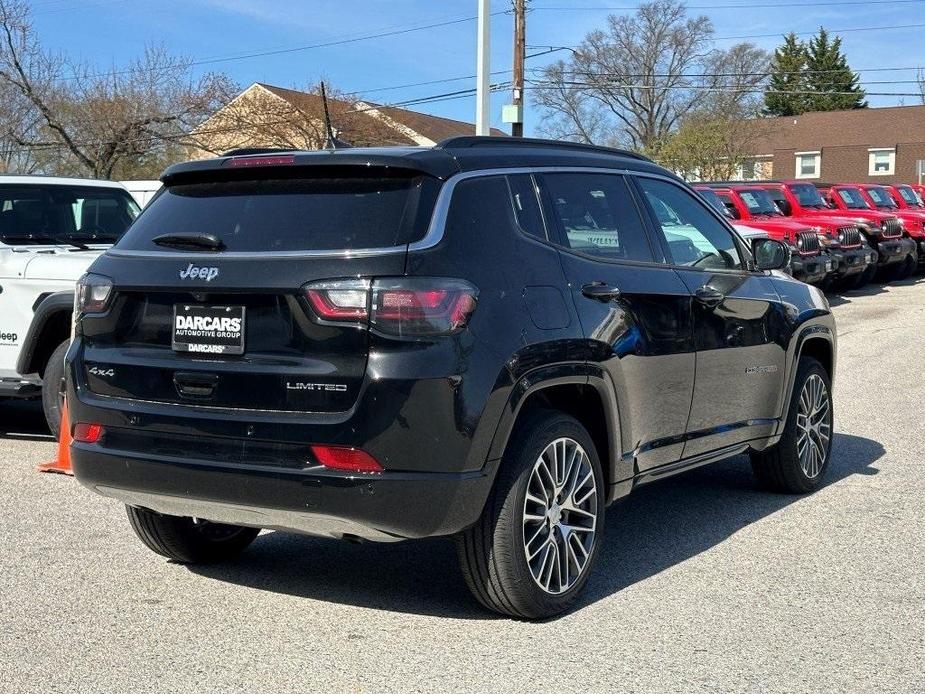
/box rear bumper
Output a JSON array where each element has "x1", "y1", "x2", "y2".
[
  {"x1": 0, "y1": 376, "x2": 41, "y2": 399},
  {"x1": 71, "y1": 443, "x2": 493, "y2": 541}
]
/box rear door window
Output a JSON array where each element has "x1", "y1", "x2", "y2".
[
  {"x1": 117, "y1": 173, "x2": 439, "y2": 253},
  {"x1": 538, "y1": 172, "x2": 656, "y2": 263}
]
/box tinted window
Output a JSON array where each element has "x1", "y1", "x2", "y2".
[
  {"x1": 788, "y1": 183, "x2": 827, "y2": 208},
  {"x1": 117, "y1": 174, "x2": 439, "y2": 252},
  {"x1": 507, "y1": 174, "x2": 546, "y2": 240},
  {"x1": 696, "y1": 187, "x2": 726, "y2": 214},
  {"x1": 0, "y1": 185, "x2": 139, "y2": 245},
  {"x1": 637, "y1": 178, "x2": 743, "y2": 271},
  {"x1": 444, "y1": 175, "x2": 521, "y2": 242},
  {"x1": 540, "y1": 173, "x2": 654, "y2": 263}
]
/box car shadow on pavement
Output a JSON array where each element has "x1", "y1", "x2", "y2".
[
  {"x1": 828, "y1": 273, "x2": 925, "y2": 306},
  {"x1": 0, "y1": 400, "x2": 53, "y2": 441},
  {"x1": 189, "y1": 432, "x2": 883, "y2": 620}
]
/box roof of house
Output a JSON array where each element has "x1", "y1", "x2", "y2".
[
  {"x1": 256, "y1": 83, "x2": 506, "y2": 146},
  {"x1": 746, "y1": 104, "x2": 925, "y2": 153}
]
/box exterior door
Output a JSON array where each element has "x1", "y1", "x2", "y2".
[
  {"x1": 536, "y1": 172, "x2": 696, "y2": 472},
  {"x1": 633, "y1": 176, "x2": 787, "y2": 458}
]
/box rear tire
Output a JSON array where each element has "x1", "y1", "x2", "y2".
[
  {"x1": 126, "y1": 506, "x2": 260, "y2": 563},
  {"x1": 751, "y1": 357, "x2": 833, "y2": 494},
  {"x1": 456, "y1": 410, "x2": 605, "y2": 619},
  {"x1": 41, "y1": 340, "x2": 68, "y2": 439}
]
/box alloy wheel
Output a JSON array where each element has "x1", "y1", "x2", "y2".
[
  {"x1": 796, "y1": 374, "x2": 831, "y2": 478},
  {"x1": 522, "y1": 437, "x2": 598, "y2": 595}
]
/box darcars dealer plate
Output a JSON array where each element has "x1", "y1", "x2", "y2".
[{"x1": 172, "y1": 304, "x2": 245, "y2": 355}]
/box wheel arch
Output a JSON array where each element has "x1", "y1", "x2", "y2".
[
  {"x1": 775, "y1": 325, "x2": 836, "y2": 438},
  {"x1": 486, "y1": 363, "x2": 626, "y2": 504},
  {"x1": 16, "y1": 291, "x2": 74, "y2": 376}
]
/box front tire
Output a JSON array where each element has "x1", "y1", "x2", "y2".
[
  {"x1": 41, "y1": 339, "x2": 68, "y2": 438},
  {"x1": 456, "y1": 410, "x2": 605, "y2": 619},
  {"x1": 751, "y1": 357, "x2": 833, "y2": 494},
  {"x1": 126, "y1": 506, "x2": 260, "y2": 563}
]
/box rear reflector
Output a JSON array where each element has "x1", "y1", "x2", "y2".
[
  {"x1": 225, "y1": 155, "x2": 296, "y2": 168},
  {"x1": 73, "y1": 422, "x2": 104, "y2": 443},
  {"x1": 310, "y1": 445, "x2": 383, "y2": 473}
]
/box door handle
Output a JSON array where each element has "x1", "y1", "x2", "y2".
[
  {"x1": 581, "y1": 282, "x2": 621, "y2": 302},
  {"x1": 694, "y1": 285, "x2": 725, "y2": 309},
  {"x1": 173, "y1": 372, "x2": 219, "y2": 399}
]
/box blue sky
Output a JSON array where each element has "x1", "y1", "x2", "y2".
[{"x1": 30, "y1": 0, "x2": 925, "y2": 135}]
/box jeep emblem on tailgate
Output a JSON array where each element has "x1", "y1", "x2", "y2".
[{"x1": 179, "y1": 263, "x2": 219, "y2": 282}]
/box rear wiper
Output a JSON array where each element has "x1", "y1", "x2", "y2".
[
  {"x1": 152, "y1": 233, "x2": 226, "y2": 252},
  {"x1": 1, "y1": 234, "x2": 89, "y2": 250}
]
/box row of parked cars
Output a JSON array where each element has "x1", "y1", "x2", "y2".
[{"x1": 694, "y1": 181, "x2": 925, "y2": 289}]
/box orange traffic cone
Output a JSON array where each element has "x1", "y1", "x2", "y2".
[{"x1": 38, "y1": 398, "x2": 73, "y2": 475}]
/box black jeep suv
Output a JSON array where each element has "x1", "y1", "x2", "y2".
[{"x1": 67, "y1": 138, "x2": 836, "y2": 619}]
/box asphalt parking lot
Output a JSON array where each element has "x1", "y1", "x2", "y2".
[{"x1": 2, "y1": 277, "x2": 923, "y2": 694}]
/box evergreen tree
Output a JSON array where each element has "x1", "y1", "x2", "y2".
[
  {"x1": 764, "y1": 33, "x2": 808, "y2": 116},
  {"x1": 805, "y1": 28, "x2": 867, "y2": 111}
]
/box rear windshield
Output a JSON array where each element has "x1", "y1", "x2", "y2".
[
  {"x1": 0, "y1": 184, "x2": 140, "y2": 245},
  {"x1": 117, "y1": 174, "x2": 440, "y2": 253}
]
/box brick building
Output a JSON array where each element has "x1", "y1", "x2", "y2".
[{"x1": 738, "y1": 104, "x2": 925, "y2": 184}]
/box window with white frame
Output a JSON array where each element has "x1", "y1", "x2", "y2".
[
  {"x1": 868, "y1": 148, "x2": 895, "y2": 176},
  {"x1": 795, "y1": 151, "x2": 821, "y2": 179}
]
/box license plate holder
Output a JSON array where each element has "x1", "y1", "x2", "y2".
[{"x1": 172, "y1": 304, "x2": 246, "y2": 355}]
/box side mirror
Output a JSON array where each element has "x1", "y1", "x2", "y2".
[
  {"x1": 775, "y1": 200, "x2": 792, "y2": 216},
  {"x1": 752, "y1": 238, "x2": 791, "y2": 271}
]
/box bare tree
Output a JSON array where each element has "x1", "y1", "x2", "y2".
[
  {"x1": 918, "y1": 69, "x2": 925, "y2": 105},
  {"x1": 0, "y1": 0, "x2": 235, "y2": 178},
  {"x1": 531, "y1": 0, "x2": 769, "y2": 153}
]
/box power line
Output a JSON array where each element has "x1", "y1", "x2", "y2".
[
  {"x1": 530, "y1": 0, "x2": 925, "y2": 8},
  {"x1": 526, "y1": 78, "x2": 923, "y2": 97}
]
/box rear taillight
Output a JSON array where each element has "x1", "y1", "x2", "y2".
[
  {"x1": 305, "y1": 279, "x2": 371, "y2": 320},
  {"x1": 303, "y1": 278, "x2": 478, "y2": 337},
  {"x1": 75, "y1": 273, "x2": 113, "y2": 314},
  {"x1": 310, "y1": 445, "x2": 383, "y2": 473},
  {"x1": 73, "y1": 422, "x2": 104, "y2": 443}
]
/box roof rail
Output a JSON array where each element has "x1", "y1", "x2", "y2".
[
  {"x1": 221, "y1": 147, "x2": 299, "y2": 157},
  {"x1": 436, "y1": 136, "x2": 651, "y2": 162},
  {"x1": 701, "y1": 180, "x2": 783, "y2": 187}
]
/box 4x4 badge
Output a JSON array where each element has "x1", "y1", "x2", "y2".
[{"x1": 179, "y1": 263, "x2": 219, "y2": 282}]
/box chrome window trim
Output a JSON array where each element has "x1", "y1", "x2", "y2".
[{"x1": 105, "y1": 165, "x2": 690, "y2": 260}]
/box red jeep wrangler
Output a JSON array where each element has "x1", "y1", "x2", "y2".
[
  {"x1": 819, "y1": 183, "x2": 920, "y2": 279},
  {"x1": 861, "y1": 184, "x2": 925, "y2": 274},
  {"x1": 694, "y1": 185, "x2": 831, "y2": 285},
  {"x1": 747, "y1": 181, "x2": 877, "y2": 288}
]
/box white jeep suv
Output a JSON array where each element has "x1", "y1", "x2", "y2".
[{"x1": 0, "y1": 176, "x2": 140, "y2": 434}]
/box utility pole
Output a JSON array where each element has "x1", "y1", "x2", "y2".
[
  {"x1": 511, "y1": 0, "x2": 525, "y2": 137},
  {"x1": 476, "y1": 0, "x2": 491, "y2": 136}
]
